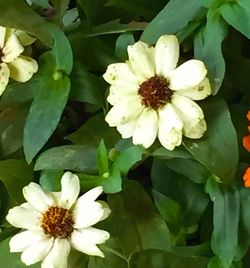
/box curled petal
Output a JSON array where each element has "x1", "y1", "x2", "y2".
[
  {"x1": 2, "y1": 34, "x2": 24, "y2": 63},
  {"x1": 155, "y1": 35, "x2": 179, "y2": 76},
  {"x1": 0, "y1": 26, "x2": 6, "y2": 49},
  {"x1": 169, "y1": 59, "x2": 207, "y2": 90},
  {"x1": 0, "y1": 63, "x2": 10, "y2": 95}
]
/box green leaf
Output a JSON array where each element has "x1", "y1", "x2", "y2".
[
  {"x1": 220, "y1": 0, "x2": 250, "y2": 39},
  {"x1": 34, "y1": 145, "x2": 97, "y2": 173},
  {"x1": 107, "y1": 180, "x2": 171, "y2": 258},
  {"x1": 0, "y1": 104, "x2": 29, "y2": 157},
  {"x1": 67, "y1": 113, "x2": 120, "y2": 148},
  {"x1": 205, "y1": 177, "x2": 240, "y2": 267},
  {"x1": 0, "y1": 237, "x2": 39, "y2": 268},
  {"x1": 31, "y1": 0, "x2": 51, "y2": 8},
  {"x1": 152, "y1": 159, "x2": 209, "y2": 227},
  {"x1": 69, "y1": 62, "x2": 105, "y2": 107},
  {"x1": 183, "y1": 98, "x2": 239, "y2": 184},
  {"x1": 129, "y1": 249, "x2": 209, "y2": 268},
  {"x1": 115, "y1": 32, "x2": 135, "y2": 61},
  {"x1": 97, "y1": 140, "x2": 109, "y2": 175},
  {"x1": 0, "y1": 159, "x2": 33, "y2": 205},
  {"x1": 141, "y1": 0, "x2": 204, "y2": 44},
  {"x1": 194, "y1": 10, "x2": 228, "y2": 93},
  {"x1": 39, "y1": 170, "x2": 64, "y2": 191},
  {"x1": 23, "y1": 74, "x2": 70, "y2": 163}
]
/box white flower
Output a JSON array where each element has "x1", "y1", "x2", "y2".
[
  {"x1": 103, "y1": 35, "x2": 211, "y2": 150},
  {"x1": 0, "y1": 26, "x2": 38, "y2": 95},
  {"x1": 6, "y1": 172, "x2": 111, "y2": 268}
]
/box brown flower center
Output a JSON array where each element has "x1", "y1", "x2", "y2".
[
  {"x1": 138, "y1": 75, "x2": 173, "y2": 110},
  {"x1": 41, "y1": 206, "x2": 74, "y2": 238},
  {"x1": 0, "y1": 48, "x2": 3, "y2": 63}
]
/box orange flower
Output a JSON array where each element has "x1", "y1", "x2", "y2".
[
  {"x1": 243, "y1": 135, "x2": 250, "y2": 152},
  {"x1": 243, "y1": 167, "x2": 250, "y2": 188}
]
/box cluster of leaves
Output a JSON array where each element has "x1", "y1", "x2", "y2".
[{"x1": 0, "y1": 0, "x2": 249, "y2": 267}]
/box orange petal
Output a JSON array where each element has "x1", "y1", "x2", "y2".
[
  {"x1": 243, "y1": 135, "x2": 250, "y2": 152},
  {"x1": 247, "y1": 110, "x2": 250, "y2": 121},
  {"x1": 243, "y1": 167, "x2": 250, "y2": 187}
]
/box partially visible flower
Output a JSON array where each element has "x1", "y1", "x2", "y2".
[
  {"x1": 103, "y1": 35, "x2": 211, "y2": 151},
  {"x1": 6, "y1": 172, "x2": 111, "y2": 268},
  {"x1": 243, "y1": 110, "x2": 250, "y2": 187},
  {"x1": 0, "y1": 26, "x2": 38, "y2": 95}
]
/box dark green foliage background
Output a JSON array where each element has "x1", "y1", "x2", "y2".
[{"x1": 0, "y1": 0, "x2": 249, "y2": 267}]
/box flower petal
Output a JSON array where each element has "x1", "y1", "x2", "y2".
[
  {"x1": 21, "y1": 237, "x2": 54, "y2": 266},
  {"x1": 107, "y1": 85, "x2": 138, "y2": 106},
  {"x1": 73, "y1": 201, "x2": 106, "y2": 229},
  {"x1": 158, "y1": 103, "x2": 183, "y2": 150},
  {"x1": 41, "y1": 239, "x2": 70, "y2": 268},
  {"x1": 169, "y1": 59, "x2": 207, "y2": 90},
  {"x1": 0, "y1": 26, "x2": 6, "y2": 49},
  {"x1": 128, "y1": 41, "x2": 155, "y2": 82},
  {"x1": 9, "y1": 230, "x2": 44, "y2": 252},
  {"x1": 2, "y1": 34, "x2": 24, "y2": 63},
  {"x1": 71, "y1": 229, "x2": 108, "y2": 257},
  {"x1": 117, "y1": 117, "x2": 138, "y2": 139},
  {"x1": 59, "y1": 172, "x2": 80, "y2": 209},
  {"x1": 132, "y1": 108, "x2": 158, "y2": 148},
  {"x1": 23, "y1": 182, "x2": 54, "y2": 212},
  {"x1": 97, "y1": 201, "x2": 111, "y2": 221},
  {"x1": 176, "y1": 77, "x2": 211, "y2": 100},
  {"x1": 6, "y1": 205, "x2": 41, "y2": 230},
  {"x1": 78, "y1": 186, "x2": 103, "y2": 203},
  {"x1": 8, "y1": 55, "x2": 38, "y2": 82},
  {"x1": 0, "y1": 63, "x2": 10, "y2": 95},
  {"x1": 105, "y1": 96, "x2": 143, "y2": 127},
  {"x1": 103, "y1": 63, "x2": 139, "y2": 87},
  {"x1": 155, "y1": 35, "x2": 179, "y2": 76},
  {"x1": 171, "y1": 94, "x2": 206, "y2": 138}
]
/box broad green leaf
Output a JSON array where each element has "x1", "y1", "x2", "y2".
[
  {"x1": 208, "y1": 256, "x2": 242, "y2": 268},
  {"x1": 0, "y1": 104, "x2": 29, "y2": 157},
  {"x1": 199, "y1": 0, "x2": 224, "y2": 8},
  {"x1": 153, "y1": 146, "x2": 192, "y2": 159},
  {"x1": 31, "y1": 0, "x2": 51, "y2": 8},
  {"x1": 205, "y1": 177, "x2": 240, "y2": 267},
  {"x1": 107, "y1": 180, "x2": 171, "y2": 258},
  {"x1": 34, "y1": 145, "x2": 97, "y2": 173},
  {"x1": 194, "y1": 10, "x2": 228, "y2": 93},
  {"x1": 115, "y1": 32, "x2": 135, "y2": 61},
  {"x1": 0, "y1": 160, "x2": 33, "y2": 205},
  {"x1": 69, "y1": 62, "x2": 106, "y2": 107},
  {"x1": 152, "y1": 159, "x2": 209, "y2": 227},
  {"x1": 23, "y1": 75, "x2": 70, "y2": 163},
  {"x1": 183, "y1": 98, "x2": 239, "y2": 184},
  {"x1": 67, "y1": 113, "x2": 120, "y2": 148},
  {"x1": 0, "y1": 237, "x2": 39, "y2": 268},
  {"x1": 220, "y1": 0, "x2": 250, "y2": 39},
  {"x1": 141, "y1": 0, "x2": 204, "y2": 44},
  {"x1": 129, "y1": 249, "x2": 209, "y2": 268},
  {"x1": 39, "y1": 170, "x2": 64, "y2": 191}
]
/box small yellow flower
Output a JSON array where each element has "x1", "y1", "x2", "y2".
[
  {"x1": 103, "y1": 35, "x2": 211, "y2": 150},
  {"x1": 0, "y1": 26, "x2": 38, "y2": 95}
]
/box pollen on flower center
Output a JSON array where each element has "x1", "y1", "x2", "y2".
[
  {"x1": 41, "y1": 206, "x2": 74, "y2": 238},
  {"x1": 138, "y1": 75, "x2": 173, "y2": 110}
]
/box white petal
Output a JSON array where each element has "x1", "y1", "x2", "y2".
[
  {"x1": 0, "y1": 26, "x2": 6, "y2": 48},
  {"x1": 71, "y1": 229, "x2": 108, "y2": 257},
  {"x1": 41, "y1": 238, "x2": 70, "y2": 268},
  {"x1": 0, "y1": 63, "x2": 10, "y2": 95},
  {"x1": 117, "y1": 117, "x2": 138, "y2": 139},
  {"x1": 73, "y1": 201, "x2": 106, "y2": 229},
  {"x1": 78, "y1": 186, "x2": 103, "y2": 203},
  {"x1": 128, "y1": 41, "x2": 155, "y2": 82},
  {"x1": 2, "y1": 34, "x2": 24, "y2": 63},
  {"x1": 107, "y1": 85, "x2": 138, "y2": 105},
  {"x1": 176, "y1": 77, "x2": 211, "y2": 100},
  {"x1": 6, "y1": 205, "x2": 41, "y2": 230},
  {"x1": 103, "y1": 63, "x2": 139, "y2": 87},
  {"x1": 105, "y1": 96, "x2": 143, "y2": 127},
  {"x1": 21, "y1": 237, "x2": 54, "y2": 266},
  {"x1": 169, "y1": 60, "x2": 207, "y2": 90},
  {"x1": 97, "y1": 201, "x2": 111, "y2": 221},
  {"x1": 157, "y1": 103, "x2": 183, "y2": 150},
  {"x1": 23, "y1": 182, "x2": 54, "y2": 212},
  {"x1": 9, "y1": 230, "x2": 44, "y2": 252},
  {"x1": 171, "y1": 94, "x2": 206, "y2": 139},
  {"x1": 155, "y1": 35, "x2": 179, "y2": 76},
  {"x1": 59, "y1": 172, "x2": 80, "y2": 209},
  {"x1": 8, "y1": 55, "x2": 38, "y2": 82},
  {"x1": 132, "y1": 108, "x2": 158, "y2": 148}
]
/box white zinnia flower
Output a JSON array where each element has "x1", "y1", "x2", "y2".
[
  {"x1": 0, "y1": 26, "x2": 38, "y2": 95},
  {"x1": 6, "y1": 172, "x2": 111, "y2": 268},
  {"x1": 103, "y1": 35, "x2": 211, "y2": 150}
]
